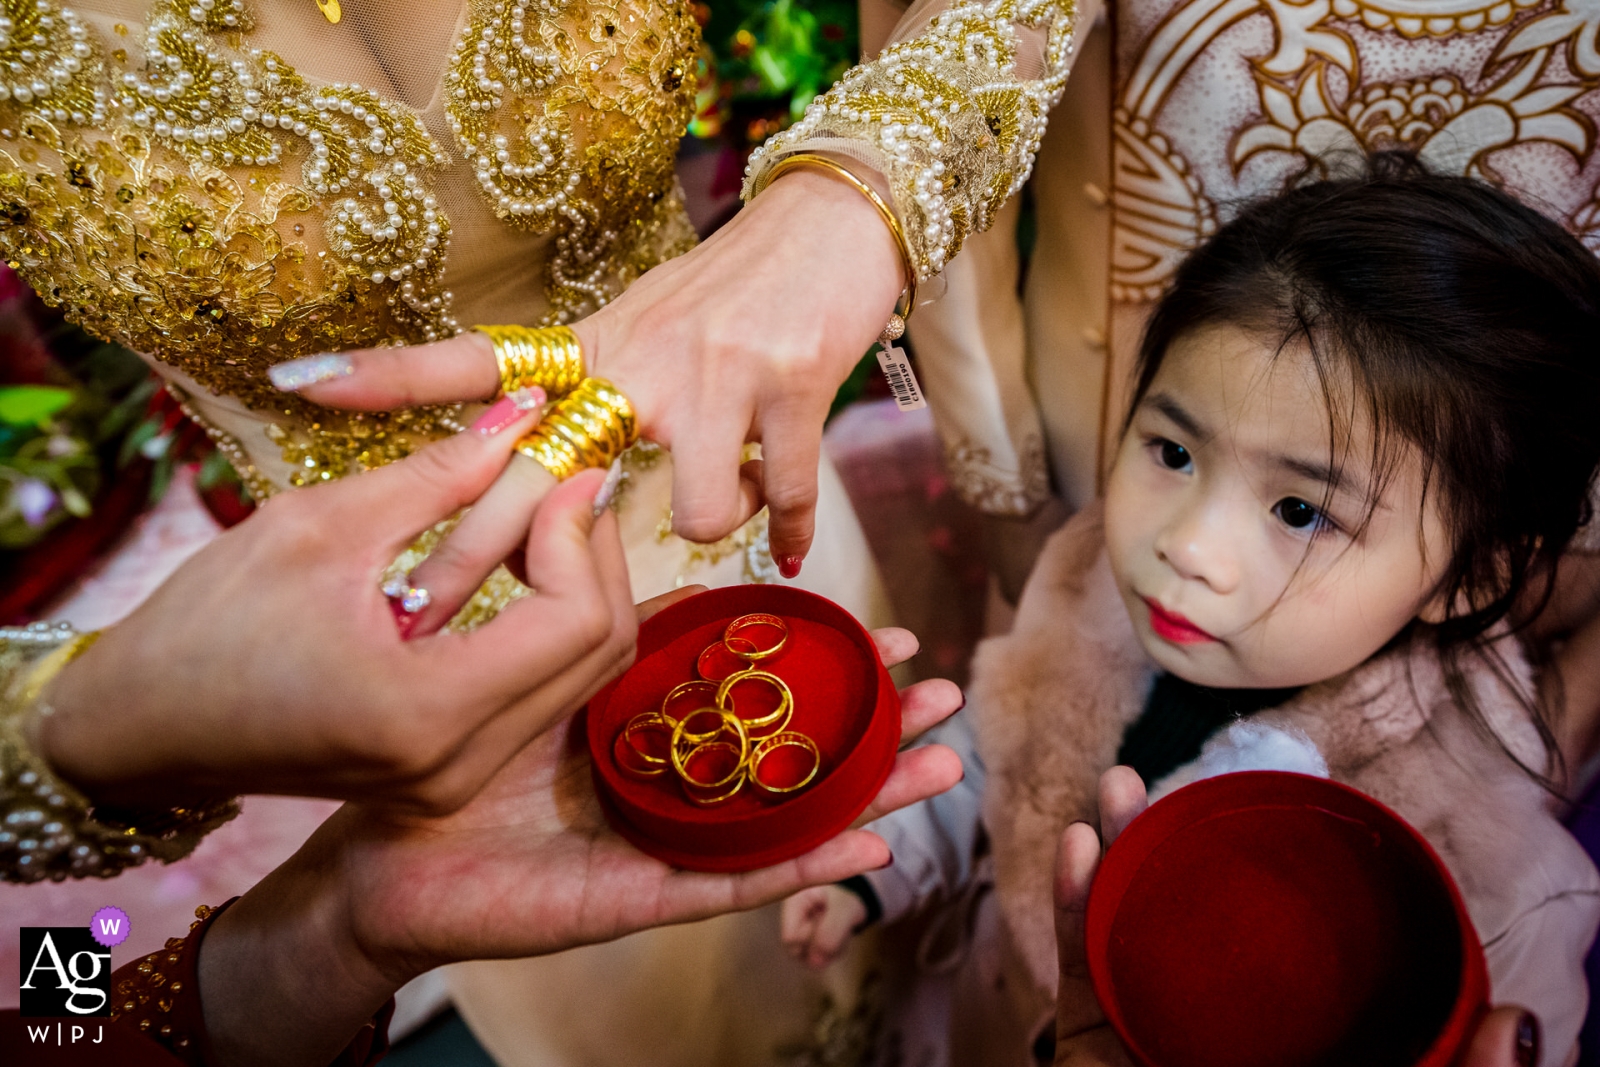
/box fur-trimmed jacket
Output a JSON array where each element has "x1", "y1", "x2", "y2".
[{"x1": 864, "y1": 504, "x2": 1600, "y2": 1067}]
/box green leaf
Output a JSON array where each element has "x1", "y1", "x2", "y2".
[{"x1": 0, "y1": 386, "x2": 74, "y2": 426}]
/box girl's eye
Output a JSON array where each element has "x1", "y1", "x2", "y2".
[
  {"x1": 1273, "y1": 497, "x2": 1327, "y2": 532},
  {"x1": 1156, "y1": 439, "x2": 1191, "y2": 471}
]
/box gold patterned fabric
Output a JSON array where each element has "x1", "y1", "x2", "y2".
[
  {"x1": 743, "y1": 0, "x2": 1081, "y2": 280},
  {"x1": 0, "y1": 0, "x2": 697, "y2": 490}
]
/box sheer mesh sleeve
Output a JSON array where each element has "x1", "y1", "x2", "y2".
[{"x1": 742, "y1": 0, "x2": 1086, "y2": 281}]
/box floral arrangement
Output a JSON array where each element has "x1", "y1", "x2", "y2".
[
  {"x1": 0, "y1": 266, "x2": 249, "y2": 619},
  {"x1": 691, "y1": 0, "x2": 857, "y2": 146}
]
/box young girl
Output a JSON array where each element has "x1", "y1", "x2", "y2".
[{"x1": 782, "y1": 156, "x2": 1600, "y2": 1067}]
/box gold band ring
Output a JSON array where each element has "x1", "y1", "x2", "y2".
[
  {"x1": 615, "y1": 713, "x2": 673, "y2": 778},
  {"x1": 517, "y1": 377, "x2": 637, "y2": 480},
  {"x1": 674, "y1": 705, "x2": 730, "y2": 746},
  {"x1": 749, "y1": 732, "x2": 822, "y2": 794},
  {"x1": 671, "y1": 710, "x2": 749, "y2": 788},
  {"x1": 661, "y1": 680, "x2": 719, "y2": 725},
  {"x1": 723, "y1": 613, "x2": 788, "y2": 661},
  {"x1": 680, "y1": 752, "x2": 748, "y2": 806},
  {"x1": 477, "y1": 324, "x2": 586, "y2": 399},
  {"x1": 716, "y1": 669, "x2": 793, "y2": 733},
  {"x1": 696, "y1": 641, "x2": 749, "y2": 683}
]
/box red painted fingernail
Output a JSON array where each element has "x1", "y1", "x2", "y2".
[
  {"x1": 1515, "y1": 1012, "x2": 1541, "y2": 1067},
  {"x1": 389, "y1": 598, "x2": 420, "y2": 640},
  {"x1": 778, "y1": 555, "x2": 802, "y2": 579},
  {"x1": 471, "y1": 386, "x2": 546, "y2": 435}
]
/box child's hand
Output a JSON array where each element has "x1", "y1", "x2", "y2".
[
  {"x1": 1051, "y1": 766, "x2": 1147, "y2": 1065},
  {"x1": 781, "y1": 885, "x2": 868, "y2": 969},
  {"x1": 1048, "y1": 769, "x2": 1544, "y2": 1067}
]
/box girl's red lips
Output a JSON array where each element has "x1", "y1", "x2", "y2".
[{"x1": 1143, "y1": 598, "x2": 1217, "y2": 644}]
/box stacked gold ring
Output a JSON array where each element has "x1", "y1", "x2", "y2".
[
  {"x1": 716, "y1": 670, "x2": 793, "y2": 735},
  {"x1": 478, "y1": 324, "x2": 586, "y2": 399},
  {"x1": 516, "y1": 376, "x2": 637, "y2": 481},
  {"x1": 476, "y1": 323, "x2": 636, "y2": 481}
]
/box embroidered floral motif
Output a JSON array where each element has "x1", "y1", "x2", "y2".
[{"x1": 445, "y1": 0, "x2": 701, "y2": 322}]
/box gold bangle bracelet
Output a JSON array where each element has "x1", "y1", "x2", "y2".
[
  {"x1": 477, "y1": 324, "x2": 587, "y2": 399},
  {"x1": 763, "y1": 152, "x2": 917, "y2": 320},
  {"x1": 516, "y1": 377, "x2": 637, "y2": 480}
]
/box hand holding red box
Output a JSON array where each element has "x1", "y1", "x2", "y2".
[{"x1": 1052, "y1": 769, "x2": 1493, "y2": 1067}]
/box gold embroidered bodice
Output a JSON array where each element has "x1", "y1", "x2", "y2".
[
  {"x1": 0, "y1": 0, "x2": 699, "y2": 491},
  {"x1": 0, "y1": 0, "x2": 1078, "y2": 497}
]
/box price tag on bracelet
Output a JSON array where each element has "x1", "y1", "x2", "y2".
[{"x1": 876, "y1": 337, "x2": 927, "y2": 412}]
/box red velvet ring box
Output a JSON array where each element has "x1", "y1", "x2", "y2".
[
  {"x1": 1085, "y1": 771, "x2": 1487, "y2": 1067},
  {"x1": 584, "y1": 585, "x2": 900, "y2": 872}
]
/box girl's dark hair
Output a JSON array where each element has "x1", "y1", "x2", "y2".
[{"x1": 1130, "y1": 151, "x2": 1600, "y2": 785}]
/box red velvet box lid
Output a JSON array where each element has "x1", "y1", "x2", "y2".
[
  {"x1": 1084, "y1": 771, "x2": 1488, "y2": 1067},
  {"x1": 585, "y1": 585, "x2": 900, "y2": 873}
]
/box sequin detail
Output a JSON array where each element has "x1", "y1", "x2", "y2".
[
  {"x1": 0, "y1": 0, "x2": 462, "y2": 489},
  {"x1": 445, "y1": 0, "x2": 702, "y2": 322},
  {"x1": 743, "y1": 0, "x2": 1079, "y2": 279}
]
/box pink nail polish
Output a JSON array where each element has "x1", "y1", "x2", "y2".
[
  {"x1": 778, "y1": 555, "x2": 803, "y2": 579},
  {"x1": 472, "y1": 386, "x2": 547, "y2": 435}
]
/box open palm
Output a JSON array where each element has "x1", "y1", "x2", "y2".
[{"x1": 324, "y1": 627, "x2": 964, "y2": 985}]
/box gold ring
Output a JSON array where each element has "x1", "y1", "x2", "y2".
[
  {"x1": 671, "y1": 711, "x2": 749, "y2": 788},
  {"x1": 696, "y1": 641, "x2": 749, "y2": 683},
  {"x1": 614, "y1": 713, "x2": 673, "y2": 778},
  {"x1": 477, "y1": 324, "x2": 586, "y2": 399},
  {"x1": 661, "y1": 680, "x2": 719, "y2": 725},
  {"x1": 679, "y1": 751, "x2": 748, "y2": 806},
  {"x1": 749, "y1": 731, "x2": 821, "y2": 794},
  {"x1": 716, "y1": 669, "x2": 793, "y2": 733},
  {"x1": 723, "y1": 613, "x2": 788, "y2": 661},
  {"x1": 517, "y1": 377, "x2": 638, "y2": 480},
  {"x1": 673, "y1": 705, "x2": 730, "y2": 746}
]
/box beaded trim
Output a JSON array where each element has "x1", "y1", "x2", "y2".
[
  {"x1": 743, "y1": 0, "x2": 1080, "y2": 280},
  {"x1": 0, "y1": 622, "x2": 239, "y2": 883},
  {"x1": 112, "y1": 898, "x2": 394, "y2": 1066}
]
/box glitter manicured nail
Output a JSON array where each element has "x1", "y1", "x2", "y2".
[{"x1": 268, "y1": 354, "x2": 354, "y2": 391}]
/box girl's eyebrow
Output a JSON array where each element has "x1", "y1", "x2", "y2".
[
  {"x1": 1274, "y1": 453, "x2": 1376, "y2": 507},
  {"x1": 1144, "y1": 392, "x2": 1209, "y2": 441}
]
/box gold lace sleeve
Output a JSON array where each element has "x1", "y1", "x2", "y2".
[
  {"x1": 1, "y1": 622, "x2": 239, "y2": 883},
  {"x1": 741, "y1": 0, "x2": 1081, "y2": 280}
]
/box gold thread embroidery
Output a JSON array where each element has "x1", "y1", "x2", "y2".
[
  {"x1": 743, "y1": 0, "x2": 1080, "y2": 279},
  {"x1": 445, "y1": 0, "x2": 701, "y2": 323},
  {"x1": 0, "y1": 0, "x2": 463, "y2": 486}
]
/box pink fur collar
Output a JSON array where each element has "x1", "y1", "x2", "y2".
[{"x1": 968, "y1": 502, "x2": 1565, "y2": 998}]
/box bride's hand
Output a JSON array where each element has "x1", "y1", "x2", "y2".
[
  {"x1": 283, "y1": 168, "x2": 902, "y2": 577},
  {"x1": 197, "y1": 623, "x2": 964, "y2": 1067},
  {"x1": 40, "y1": 407, "x2": 637, "y2": 816}
]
